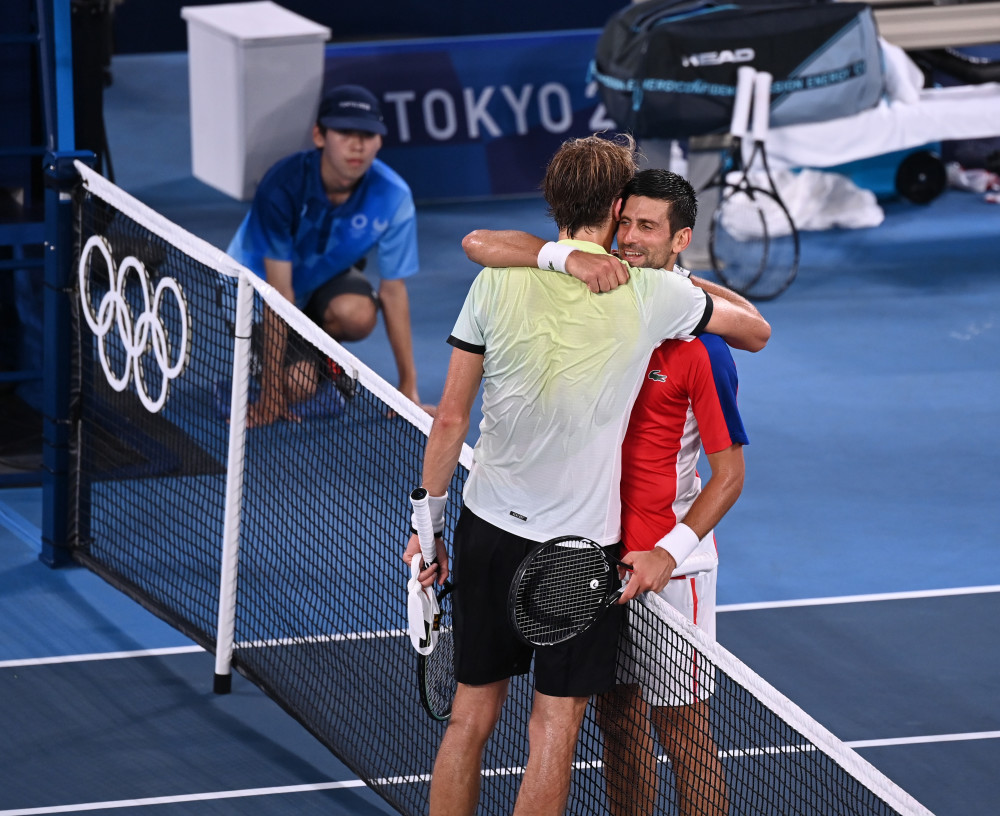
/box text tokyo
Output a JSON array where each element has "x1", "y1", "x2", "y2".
[{"x1": 381, "y1": 82, "x2": 614, "y2": 143}]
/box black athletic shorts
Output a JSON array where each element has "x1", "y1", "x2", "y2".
[
  {"x1": 302, "y1": 264, "x2": 378, "y2": 326},
  {"x1": 246, "y1": 264, "x2": 376, "y2": 373},
  {"x1": 452, "y1": 506, "x2": 625, "y2": 698}
]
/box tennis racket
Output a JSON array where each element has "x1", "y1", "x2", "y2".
[
  {"x1": 408, "y1": 487, "x2": 455, "y2": 720},
  {"x1": 418, "y1": 580, "x2": 455, "y2": 721},
  {"x1": 708, "y1": 65, "x2": 771, "y2": 296},
  {"x1": 508, "y1": 536, "x2": 630, "y2": 647},
  {"x1": 738, "y1": 70, "x2": 800, "y2": 301}
]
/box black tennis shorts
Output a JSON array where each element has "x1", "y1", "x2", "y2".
[
  {"x1": 246, "y1": 264, "x2": 376, "y2": 373},
  {"x1": 303, "y1": 264, "x2": 378, "y2": 326},
  {"x1": 452, "y1": 506, "x2": 625, "y2": 698}
]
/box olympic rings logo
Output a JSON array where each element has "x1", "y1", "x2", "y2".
[{"x1": 78, "y1": 234, "x2": 190, "y2": 414}]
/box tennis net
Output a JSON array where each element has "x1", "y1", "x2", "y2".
[{"x1": 66, "y1": 160, "x2": 932, "y2": 816}]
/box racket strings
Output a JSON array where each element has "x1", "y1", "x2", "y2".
[
  {"x1": 513, "y1": 542, "x2": 610, "y2": 644},
  {"x1": 711, "y1": 188, "x2": 768, "y2": 293},
  {"x1": 712, "y1": 180, "x2": 799, "y2": 299},
  {"x1": 742, "y1": 185, "x2": 799, "y2": 301},
  {"x1": 421, "y1": 625, "x2": 455, "y2": 720}
]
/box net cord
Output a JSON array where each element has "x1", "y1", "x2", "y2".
[
  {"x1": 72, "y1": 160, "x2": 474, "y2": 471},
  {"x1": 641, "y1": 592, "x2": 934, "y2": 816},
  {"x1": 214, "y1": 272, "x2": 254, "y2": 685}
]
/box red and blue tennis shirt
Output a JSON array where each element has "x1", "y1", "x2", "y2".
[{"x1": 620, "y1": 333, "x2": 749, "y2": 559}]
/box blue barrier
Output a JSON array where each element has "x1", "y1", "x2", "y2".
[{"x1": 324, "y1": 30, "x2": 613, "y2": 201}]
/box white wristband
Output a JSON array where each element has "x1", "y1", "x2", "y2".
[
  {"x1": 426, "y1": 492, "x2": 448, "y2": 536},
  {"x1": 537, "y1": 241, "x2": 573, "y2": 274},
  {"x1": 673, "y1": 264, "x2": 692, "y2": 278},
  {"x1": 653, "y1": 522, "x2": 700, "y2": 566}
]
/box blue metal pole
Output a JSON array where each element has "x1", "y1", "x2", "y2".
[
  {"x1": 36, "y1": 0, "x2": 95, "y2": 565},
  {"x1": 39, "y1": 151, "x2": 93, "y2": 567}
]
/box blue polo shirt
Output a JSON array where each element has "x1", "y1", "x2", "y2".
[{"x1": 227, "y1": 150, "x2": 419, "y2": 309}]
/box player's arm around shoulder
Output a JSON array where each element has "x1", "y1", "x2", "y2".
[
  {"x1": 462, "y1": 230, "x2": 629, "y2": 294},
  {"x1": 462, "y1": 230, "x2": 543, "y2": 269},
  {"x1": 697, "y1": 277, "x2": 771, "y2": 352},
  {"x1": 563, "y1": 249, "x2": 630, "y2": 293}
]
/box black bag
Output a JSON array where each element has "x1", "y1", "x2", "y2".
[{"x1": 592, "y1": 0, "x2": 884, "y2": 139}]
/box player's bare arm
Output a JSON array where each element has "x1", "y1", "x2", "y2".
[
  {"x1": 702, "y1": 292, "x2": 771, "y2": 352},
  {"x1": 462, "y1": 229, "x2": 629, "y2": 294},
  {"x1": 680, "y1": 443, "x2": 745, "y2": 535},
  {"x1": 463, "y1": 229, "x2": 544, "y2": 268},
  {"x1": 404, "y1": 346, "x2": 483, "y2": 585},
  {"x1": 619, "y1": 443, "x2": 745, "y2": 601}
]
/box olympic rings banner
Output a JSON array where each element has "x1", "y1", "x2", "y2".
[
  {"x1": 78, "y1": 234, "x2": 191, "y2": 414},
  {"x1": 323, "y1": 30, "x2": 613, "y2": 201}
]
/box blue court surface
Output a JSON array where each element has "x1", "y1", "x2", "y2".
[{"x1": 2, "y1": 52, "x2": 999, "y2": 815}]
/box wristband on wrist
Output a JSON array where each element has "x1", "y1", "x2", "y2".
[
  {"x1": 426, "y1": 493, "x2": 447, "y2": 536},
  {"x1": 537, "y1": 241, "x2": 574, "y2": 274},
  {"x1": 653, "y1": 522, "x2": 700, "y2": 566},
  {"x1": 673, "y1": 264, "x2": 692, "y2": 278}
]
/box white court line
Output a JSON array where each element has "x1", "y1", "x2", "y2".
[
  {"x1": 2, "y1": 731, "x2": 998, "y2": 816},
  {"x1": 0, "y1": 646, "x2": 204, "y2": 670},
  {"x1": 0, "y1": 781, "x2": 367, "y2": 816},
  {"x1": 3, "y1": 584, "x2": 999, "y2": 670},
  {"x1": 847, "y1": 731, "x2": 1000, "y2": 749},
  {"x1": 719, "y1": 584, "x2": 1000, "y2": 613}
]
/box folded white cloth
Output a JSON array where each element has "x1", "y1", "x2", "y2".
[{"x1": 721, "y1": 168, "x2": 884, "y2": 236}]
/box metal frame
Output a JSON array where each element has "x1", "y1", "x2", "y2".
[{"x1": 14, "y1": 0, "x2": 97, "y2": 562}]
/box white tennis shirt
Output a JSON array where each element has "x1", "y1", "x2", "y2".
[{"x1": 447, "y1": 240, "x2": 709, "y2": 545}]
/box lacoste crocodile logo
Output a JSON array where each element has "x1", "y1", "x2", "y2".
[{"x1": 648, "y1": 370, "x2": 668, "y2": 382}]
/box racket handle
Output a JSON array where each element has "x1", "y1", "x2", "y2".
[
  {"x1": 752, "y1": 71, "x2": 773, "y2": 143},
  {"x1": 730, "y1": 66, "x2": 756, "y2": 139},
  {"x1": 409, "y1": 487, "x2": 437, "y2": 568}
]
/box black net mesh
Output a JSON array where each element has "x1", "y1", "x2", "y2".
[
  {"x1": 67, "y1": 174, "x2": 927, "y2": 816},
  {"x1": 71, "y1": 188, "x2": 230, "y2": 644}
]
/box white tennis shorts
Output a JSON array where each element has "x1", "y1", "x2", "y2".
[{"x1": 618, "y1": 567, "x2": 718, "y2": 708}]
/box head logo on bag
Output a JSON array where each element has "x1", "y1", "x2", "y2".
[{"x1": 682, "y1": 48, "x2": 756, "y2": 68}]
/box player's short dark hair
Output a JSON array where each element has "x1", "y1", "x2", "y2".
[
  {"x1": 621, "y1": 169, "x2": 698, "y2": 234},
  {"x1": 542, "y1": 134, "x2": 638, "y2": 237}
]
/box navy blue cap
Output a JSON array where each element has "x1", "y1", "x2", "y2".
[{"x1": 317, "y1": 84, "x2": 387, "y2": 136}]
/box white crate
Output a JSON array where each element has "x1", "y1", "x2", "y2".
[{"x1": 181, "y1": 1, "x2": 330, "y2": 200}]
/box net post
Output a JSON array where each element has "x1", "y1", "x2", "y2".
[
  {"x1": 40, "y1": 152, "x2": 94, "y2": 567},
  {"x1": 213, "y1": 270, "x2": 253, "y2": 694}
]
